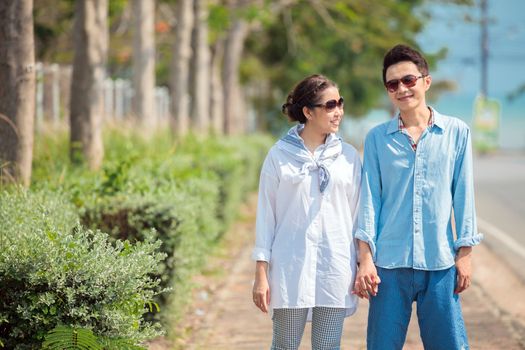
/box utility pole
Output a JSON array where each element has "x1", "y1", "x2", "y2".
[
  {"x1": 473, "y1": 0, "x2": 500, "y2": 153},
  {"x1": 480, "y1": 0, "x2": 488, "y2": 97}
]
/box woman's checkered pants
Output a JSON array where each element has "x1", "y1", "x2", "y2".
[{"x1": 271, "y1": 307, "x2": 346, "y2": 350}]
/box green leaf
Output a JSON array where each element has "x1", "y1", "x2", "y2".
[{"x1": 42, "y1": 325, "x2": 102, "y2": 350}]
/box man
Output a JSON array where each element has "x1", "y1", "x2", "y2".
[{"x1": 353, "y1": 44, "x2": 483, "y2": 350}]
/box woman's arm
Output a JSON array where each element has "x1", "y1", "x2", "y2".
[{"x1": 253, "y1": 261, "x2": 270, "y2": 313}]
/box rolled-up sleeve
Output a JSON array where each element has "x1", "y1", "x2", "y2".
[
  {"x1": 355, "y1": 132, "x2": 381, "y2": 259},
  {"x1": 452, "y1": 127, "x2": 484, "y2": 250},
  {"x1": 251, "y1": 155, "x2": 279, "y2": 262}
]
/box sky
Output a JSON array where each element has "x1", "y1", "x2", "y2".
[{"x1": 345, "y1": 0, "x2": 525, "y2": 150}]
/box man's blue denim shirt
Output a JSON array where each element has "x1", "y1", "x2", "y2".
[{"x1": 356, "y1": 108, "x2": 483, "y2": 270}]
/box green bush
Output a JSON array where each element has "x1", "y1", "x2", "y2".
[
  {"x1": 80, "y1": 180, "x2": 220, "y2": 287},
  {"x1": 176, "y1": 134, "x2": 272, "y2": 230},
  {"x1": 29, "y1": 127, "x2": 274, "y2": 328},
  {"x1": 79, "y1": 158, "x2": 223, "y2": 323},
  {"x1": 0, "y1": 189, "x2": 165, "y2": 349}
]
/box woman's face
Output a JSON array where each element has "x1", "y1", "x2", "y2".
[{"x1": 304, "y1": 86, "x2": 343, "y2": 135}]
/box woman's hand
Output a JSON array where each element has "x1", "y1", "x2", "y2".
[
  {"x1": 252, "y1": 261, "x2": 270, "y2": 313},
  {"x1": 353, "y1": 260, "x2": 381, "y2": 299}
]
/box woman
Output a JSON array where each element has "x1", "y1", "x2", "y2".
[{"x1": 251, "y1": 74, "x2": 361, "y2": 350}]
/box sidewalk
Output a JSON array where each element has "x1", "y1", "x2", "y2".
[{"x1": 176, "y1": 196, "x2": 525, "y2": 350}]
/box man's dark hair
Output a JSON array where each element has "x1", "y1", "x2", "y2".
[{"x1": 382, "y1": 44, "x2": 429, "y2": 84}]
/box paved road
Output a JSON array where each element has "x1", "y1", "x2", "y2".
[
  {"x1": 175, "y1": 192, "x2": 525, "y2": 350},
  {"x1": 474, "y1": 153, "x2": 525, "y2": 281}
]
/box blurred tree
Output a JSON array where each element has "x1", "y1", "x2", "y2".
[
  {"x1": 132, "y1": 0, "x2": 157, "y2": 132},
  {"x1": 0, "y1": 0, "x2": 35, "y2": 186},
  {"x1": 32, "y1": 0, "x2": 474, "y2": 137},
  {"x1": 208, "y1": 1, "x2": 230, "y2": 134},
  {"x1": 191, "y1": 0, "x2": 211, "y2": 134},
  {"x1": 240, "y1": 0, "x2": 416, "y2": 133},
  {"x1": 69, "y1": 0, "x2": 108, "y2": 170},
  {"x1": 210, "y1": 37, "x2": 225, "y2": 134},
  {"x1": 33, "y1": 0, "x2": 127, "y2": 65},
  {"x1": 170, "y1": 0, "x2": 194, "y2": 136},
  {"x1": 222, "y1": 0, "x2": 250, "y2": 135},
  {"x1": 242, "y1": 0, "x2": 472, "y2": 134},
  {"x1": 33, "y1": 0, "x2": 75, "y2": 63},
  {"x1": 219, "y1": 0, "x2": 291, "y2": 134}
]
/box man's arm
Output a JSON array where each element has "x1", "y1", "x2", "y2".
[
  {"x1": 451, "y1": 127, "x2": 483, "y2": 249},
  {"x1": 451, "y1": 126, "x2": 483, "y2": 293}
]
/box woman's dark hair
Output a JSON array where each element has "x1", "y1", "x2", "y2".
[
  {"x1": 281, "y1": 74, "x2": 337, "y2": 124},
  {"x1": 382, "y1": 44, "x2": 429, "y2": 84}
]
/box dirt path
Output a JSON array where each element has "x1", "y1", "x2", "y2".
[{"x1": 160, "y1": 195, "x2": 525, "y2": 350}]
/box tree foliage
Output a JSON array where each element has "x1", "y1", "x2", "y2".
[
  {"x1": 241, "y1": 0, "x2": 460, "y2": 132},
  {"x1": 32, "y1": 0, "x2": 474, "y2": 134}
]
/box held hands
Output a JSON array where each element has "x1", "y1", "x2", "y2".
[
  {"x1": 352, "y1": 240, "x2": 381, "y2": 299},
  {"x1": 352, "y1": 259, "x2": 381, "y2": 299},
  {"x1": 454, "y1": 246, "x2": 473, "y2": 294},
  {"x1": 252, "y1": 261, "x2": 270, "y2": 313}
]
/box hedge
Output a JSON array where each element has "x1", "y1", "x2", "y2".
[
  {"x1": 29, "y1": 128, "x2": 274, "y2": 329},
  {"x1": 0, "y1": 189, "x2": 165, "y2": 349}
]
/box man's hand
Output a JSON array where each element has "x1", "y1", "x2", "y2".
[
  {"x1": 353, "y1": 260, "x2": 381, "y2": 299},
  {"x1": 352, "y1": 240, "x2": 381, "y2": 299},
  {"x1": 455, "y1": 246, "x2": 473, "y2": 294}
]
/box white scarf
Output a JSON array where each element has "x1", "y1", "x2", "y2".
[{"x1": 277, "y1": 124, "x2": 342, "y2": 193}]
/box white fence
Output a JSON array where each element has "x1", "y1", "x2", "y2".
[{"x1": 35, "y1": 62, "x2": 171, "y2": 129}]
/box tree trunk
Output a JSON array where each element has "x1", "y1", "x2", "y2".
[
  {"x1": 210, "y1": 39, "x2": 224, "y2": 135},
  {"x1": 70, "y1": 0, "x2": 107, "y2": 170},
  {"x1": 191, "y1": 0, "x2": 210, "y2": 135},
  {"x1": 222, "y1": 14, "x2": 248, "y2": 135},
  {"x1": 132, "y1": 0, "x2": 156, "y2": 132},
  {"x1": 0, "y1": 0, "x2": 35, "y2": 186},
  {"x1": 170, "y1": 0, "x2": 194, "y2": 136}
]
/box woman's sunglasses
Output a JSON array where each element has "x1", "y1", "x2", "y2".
[
  {"x1": 310, "y1": 97, "x2": 344, "y2": 111},
  {"x1": 385, "y1": 74, "x2": 426, "y2": 92}
]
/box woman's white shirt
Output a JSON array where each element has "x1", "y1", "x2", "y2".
[{"x1": 251, "y1": 130, "x2": 361, "y2": 318}]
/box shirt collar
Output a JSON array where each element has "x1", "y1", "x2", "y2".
[
  {"x1": 386, "y1": 116, "x2": 400, "y2": 135},
  {"x1": 386, "y1": 106, "x2": 443, "y2": 135},
  {"x1": 430, "y1": 107, "x2": 445, "y2": 130}
]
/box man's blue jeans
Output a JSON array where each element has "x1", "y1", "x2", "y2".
[{"x1": 367, "y1": 266, "x2": 469, "y2": 350}]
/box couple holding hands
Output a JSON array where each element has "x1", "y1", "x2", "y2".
[{"x1": 251, "y1": 44, "x2": 482, "y2": 350}]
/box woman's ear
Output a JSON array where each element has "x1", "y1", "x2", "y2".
[{"x1": 302, "y1": 106, "x2": 312, "y2": 120}]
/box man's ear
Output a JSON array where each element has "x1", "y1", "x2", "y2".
[{"x1": 424, "y1": 74, "x2": 432, "y2": 91}]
